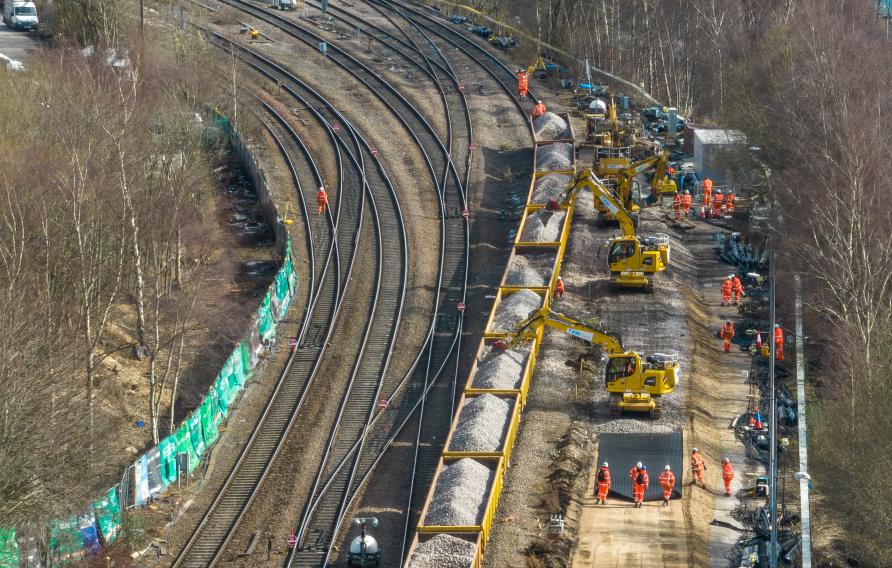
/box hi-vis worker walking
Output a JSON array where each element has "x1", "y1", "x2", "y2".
[
  {"x1": 691, "y1": 448, "x2": 706, "y2": 488},
  {"x1": 658, "y1": 465, "x2": 676, "y2": 507},
  {"x1": 701, "y1": 178, "x2": 713, "y2": 206},
  {"x1": 632, "y1": 464, "x2": 649, "y2": 508},
  {"x1": 731, "y1": 274, "x2": 744, "y2": 305},
  {"x1": 681, "y1": 190, "x2": 692, "y2": 216},
  {"x1": 721, "y1": 275, "x2": 733, "y2": 306},
  {"x1": 317, "y1": 185, "x2": 328, "y2": 215},
  {"x1": 774, "y1": 324, "x2": 785, "y2": 361},
  {"x1": 672, "y1": 192, "x2": 682, "y2": 220},
  {"x1": 721, "y1": 458, "x2": 735, "y2": 496},
  {"x1": 516, "y1": 69, "x2": 529, "y2": 99},
  {"x1": 554, "y1": 276, "x2": 565, "y2": 299},
  {"x1": 725, "y1": 190, "x2": 736, "y2": 213},
  {"x1": 721, "y1": 319, "x2": 735, "y2": 353},
  {"x1": 595, "y1": 462, "x2": 611, "y2": 505},
  {"x1": 712, "y1": 188, "x2": 724, "y2": 216},
  {"x1": 532, "y1": 100, "x2": 547, "y2": 119}
]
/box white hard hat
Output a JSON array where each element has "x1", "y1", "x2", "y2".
[
  {"x1": 319, "y1": 185, "x2": 325, "y2": 191},
  {"x1": 726, "y1": 319, "x2": 732, "y2": 324},
  {"x1": 774, "y1": 323, "x2": 780, "y2": 328},
  {"x1": 636, "y1": 461, "x2": 642, "y2": 468},
  {"x1": 664, "y1": 465, "x2": 671, "y2": 471},
  {"x1": 691, "y1": 448, "x2": 698, "y2": 453},
  {"x1": 684, "y1": 190, "x2": 690, "y2": 194},
  {"x1": 716, "y1": 188, "x2": 723, "y2": 193},
  {"x1": 557, "y1": 276, "x2": 562, "y2": 280},
  {"x1": 722, "y1": 457, "x2": 730, "y2": 464},
  {"x1": 602, "y1": 462, "x2": 609, "y2": 468},
  {"x1": 728, "y1": 275, "x2": 734, "y2": 279}
]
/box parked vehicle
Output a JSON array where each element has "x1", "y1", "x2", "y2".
[{"x1": 3, "y1": 0, "x2": 38, "y2": 31}]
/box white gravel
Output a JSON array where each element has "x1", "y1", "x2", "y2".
[
  {"x1": 490, "y1": 289, "x2": 542, "y2": 333},
  {"x1": 531, "y1": 173, "x2": 572, "y2": 204},
  {"x1": 533, "y1": 111, "x2": 571, "y2": 141},
  {"x1": 449, "y1": 394, "x2": 513, "y2": 452},
  {"x1": 535, "y1": 142, "x2": 574, "y2": 172},
  {"x1": 472, "y1": 344, "x2": 532, "y2": 390},
  {"x1": 505, "y1": 254, "x2": 552, "y2": 286},
  {"x1": 520, "y1": 209, "x2": 565, "y2": 242},
  {"x1": 424, "y1": 458, "x2": 495, "y2": 527},
  {"x1": 408, "y1": 534, "x2": 477, "y2": 568}
]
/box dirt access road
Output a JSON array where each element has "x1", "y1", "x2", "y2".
[{"x1": 0, "y1": 25, "x2": 37, "y2": 63}]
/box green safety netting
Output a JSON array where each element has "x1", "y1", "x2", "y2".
[
  {"x1": 173, "y1": 422, "x2": 200, "y2": 473},
  {"x1": 186, "y1": 412, "x2": 206, "y2": 460},
  {"x1": 239, "y1": 339, "x2": 252, "y2": 378},
  {"x1": 48, "y1": 517, "x2": 83, "y2": 564},
  {"x1": 256, "y1": 291, "x2": 275, "y2": 341},
  {"x1": 198, "y1": 391, "x2": 223, "y2": 446},
  {"x1": 93, "y1": 487, "x2": 121, "y2": 545},
  {"x1": 0, "y1": 528, "x2": 18, "y2": 568},
  {"x1": 159, "y1": 435, "x2": 178, "y2": 486}
]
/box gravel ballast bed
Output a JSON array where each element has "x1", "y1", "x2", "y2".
[
  {"x1": 505, "y1": 253, "x2": 553, "y2": 286},
  {"x1": 533, "y1": 112, "x2": 571, "y2": 141},
  {"x1": 490, "y1": 289, "x2": 542, "y2": 333},
  {"x1": 531, "y1": 173, "x2": 572, "y2": 204},
  {"x1": 424, "y1": 458, "x2": 495, "y2": 527},
  {"x1": 520, "y1": 209, "x2": 565, "y2": 242},
  {"x1": 535, "y1": 142, "x2": 574, "y2": 172},
  {"x1": 472, "y1": 344, "x2": 532, "y2": 390},
  {"x1": 408, "y1": 534, "x2": 477, "y2": 568},
  {"x1": 449, "y1": 394, "x2": 513, "y2": 452}
]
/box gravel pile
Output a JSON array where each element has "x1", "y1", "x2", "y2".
[
  {"x1": 408, "y1": 534, "x2": 477, "y2": 568},
  {"x1": 505, "y1": 254, "x2": 550, "y2": 286},
  {"x1": 520, "y1": 209, "x2": 565, "y2": 242},
  {"x1": 535, "y1": 143, "x2": 574, "y2": 172},
  {"x1": 449, "y1": 394, "x2": 513, "y2": 452},
  {"x1": 490, "y1": 289, "x2": 541, "y2": 332},
  {"x1": 425, "y1": 458, "x2": 494, "y2": 526},
  {"x1": 472, "y1": 344, "x2": 531, "y2": 389},
  {"x1": 531, "y1": 173, "x2": 572, "y2": 204},
  {"x1": 533, "y1": 111, "x2": 571, "y2": 141}
]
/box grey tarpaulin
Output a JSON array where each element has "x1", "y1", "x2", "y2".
[{"x1": 597, "y1": 430, "x2": 683, "y2": 501}]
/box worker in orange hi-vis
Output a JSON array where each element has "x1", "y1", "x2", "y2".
[
  {"x1": 721, "y1": 458, "x2": 735, "y2": 496},
  {"x1": 725, "y1": 190, "x2": 736, "y2": 213},
  {"x1": 632, "y1": 464, "x2": 649, "y2": 508},
  {"x1": 532, "y1": 100, "x2": 547, "y2": 119},
  {"x1": 690, "y1": 448, "x2": 706, "y2": 488},
  {"x1": 721, "y1": 319, "x2": 735, "y2": 353},
  {"x1": 774, "y1": 324, "x2": 785, "y2": 361},
  {"x1": 594, "y1": 462, "x2": 611, "y2": 505},
  {"x1": 316, "y1": 186, "x2": 328, "y2": 215},
  {"x1": 554, "y1": 276, "x2": 565, "y2": 300},
  {"x1": 712, "y1": 188, "x2": 724, "y2": 217},
  {"x1": 721, "y1": 275, "x2": 733, "y2": 306},
  {"x1": 672, "y1": 192, "x2": 682, "y2": 220},
  {"x1": 731, "y1": 274, "x2": 744, "y2": 305},
  {"x1": 681, "y1": 190, "x2": 692, "y2": 216},
  {"x1": 658, "y1": 465, "x2": 676, "y2": 507},
  {"x1": 517, "y1": 69, "x2": 529, "y2": 99},
  {"x1": 701, "y1": 178, "x2": 713, "y2": 206}
]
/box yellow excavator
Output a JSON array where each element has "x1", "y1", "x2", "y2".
[
  {"x1": 555, "y1": 169, "x2": 670, "y2": 289},
  {"x1": 493, "y1": 307, "x2": 680, "y2": 417},
  {"x1": 595, "y1": 150, "x2": 678, "y2": 209}
]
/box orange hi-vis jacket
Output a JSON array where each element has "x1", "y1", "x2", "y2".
[
  {"x1": 725, "y1": 193, "x2": 735, "y2": 211},
  {"x1": 732, "y1": 276, "x2": 743, "y2": 294},
  {"x1": 721, "y1": 279, "x2": 733, "y2": 297},
  {"x1": 691, "y1": 452, "x2": 705, "y2": 473},
  {"x1": 722, "y1": 462, "x2": 735, "y2": 481},
  {"x1": 533, "y1": 103, "x2": 546, "y2": 118},
  {"x1": 721, "y1": 322, "x2": 735, "y2": 340},
  {"x1": 658, "y1": 470, "x2": 676, "y2": 489},
  {"x1": 681, "y1": 193, "x2": 692, "y2": 209},
  {"x1": 775, "y1": 326, "x2": 784, "y2": 346}
]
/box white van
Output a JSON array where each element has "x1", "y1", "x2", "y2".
[{"x1": 3, "y1": 1, "x2": 39, "y2": 31}]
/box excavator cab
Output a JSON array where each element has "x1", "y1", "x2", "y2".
[
  {"x1": 607, "y1": 234, "x2": 669, "y2": 289},
  {"x1": 605, "y1": 351, "x2": 680, "y2": 418}
]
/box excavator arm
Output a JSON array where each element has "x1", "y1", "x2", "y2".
[
  {"x1": 560, "y1": 170, "x2": 636, "y2": 237},
  {"x1": 495, "y1": 306, "x2": 625, "y2": 353}
]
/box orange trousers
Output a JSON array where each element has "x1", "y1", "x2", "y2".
[
  {"x1": 597, "y1": 482, "x2": 609, "y2": 501},
  {"x1": 633, "y1": 485, "x2": 645, "y2": 503}
]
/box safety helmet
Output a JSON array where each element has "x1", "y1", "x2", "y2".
[
  {"x1": 641, "y1": 465, "x2": 648, "y2": 471},
  {"x1": 727, "y1": 319, "x2": 732, "y2": 324},
  {"x1": 537, "y1": 100, "x2": 542, "y2": 104},
  {"x1": 727, "y1": 190, "x2": 734, "y2": 194},
  {"x1": 684, "y1": 190, "x2": 690, "y2": 194},
  {"x1": 728, "y1": 275, "x2": 734, "y2": 279},
  {"x1": 602, "y1": 462, "x2": 609, "y2": 468},
  {"x1": 636, "y1": 461, "x2": 642, "y2": 468},
  {"x1": 775, "y1": 323, "x2": 780, "y2": 328},
  {"x1": 557, "y1": 276, "x2": 562, "y2": 280},
  {"x1": 691, "y1": 448, "x2": 698, "y2": 453},
  {"x1": 716, "y1": 188, "x2": 723, "y2": 193},
  {"x1": 664, "y1": 465, "x2": 671, "y2": 471},
  {"x1": 319, "y1": 185, "x2": 325, "y2": 192},
  {"x1": 722, "y1": 457, "x2": 730, "y2": 464}
]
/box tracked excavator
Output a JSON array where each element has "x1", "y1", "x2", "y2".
[
  {"x1": 594, "y1": 151, "x2": 678, "y2": 221},
  {"x1": 553, "y1": 169, "x2": 670, "y2": 289},
  {"x1": 493, "y1": 307, "x2": 680, "y2": 417}
]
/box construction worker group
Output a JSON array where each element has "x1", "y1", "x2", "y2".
[
  {"x1": 594, "y1": 451, "x2": 734, "y2": 507},
  {"x1": 720, "y1": 273, "x2": 743, "y2": 306}
]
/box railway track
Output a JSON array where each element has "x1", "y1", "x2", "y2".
[{"x1": 172, "y1": 28, "x2": 414, "y2": 565}]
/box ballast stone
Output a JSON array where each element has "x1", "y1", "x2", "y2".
[
  {"x1": 407, "y1": 534, "x2": 476, "y2": 568},
  {"x1": 449, "y1": 393, "x2": 512, "y2": 452}
]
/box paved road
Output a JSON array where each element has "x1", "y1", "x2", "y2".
[{"x1": 0, "y1": 23, "x2": 38, "y2": 63}]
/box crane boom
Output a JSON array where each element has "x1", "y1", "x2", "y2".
[
  {"x1": 561, "y1": 170, "x2": 636, "y2": 237},
  {"x1": 497, "y1": 306, "x2": 625, "y2": 353}
]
